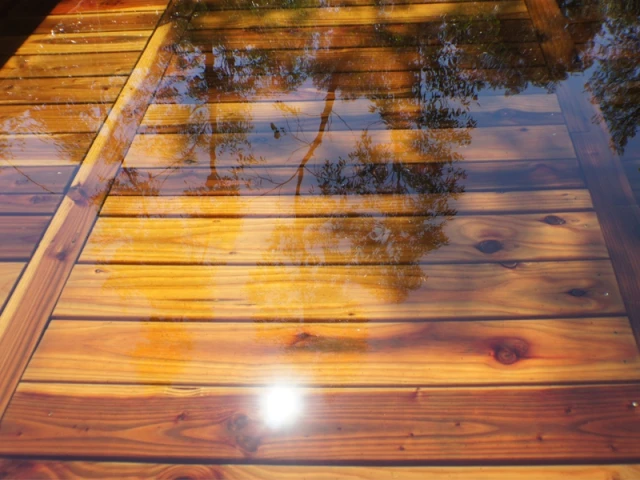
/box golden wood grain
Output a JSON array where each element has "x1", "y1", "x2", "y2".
[
  {"x1": 2, "y1": 31, "x2": 151, "y2": 55},
  {"x1": 1, "y1": 461, "x2": 639, "y2": 480},
  {"x1": 53, "y1": 260, "x2": 623, "y2": 321},
  {"x1": 0, "y1": 52, "x2": 139, "y2": 78},
  {"x1": 81, "y1": 212, "x2": 607, "y2": 265},
  {"x1": 2, "y1": 383, "x2": 640, "y2": 461},
  {"x1": 0, "y1": 77, "x2": 127, "y2": 105},
  {"x1": 100, "y1": 190, "x2": 594, "y2": 217},
  {"x1": 5, "y1": 11, "x2": 162, "y2": 34},
  {"x1": 0, "y1": 105, "x2": 110, "y2": 134},
  {"x1": 25, "y1": 317, "x2": 640, "y2": 385},
  {"x1": 0, "y1": 263, "x2": 23, "y2": 310}
]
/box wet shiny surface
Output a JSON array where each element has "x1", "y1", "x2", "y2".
[{"x1": 0, "y1": 0, "x2": 640, "y2": 474}]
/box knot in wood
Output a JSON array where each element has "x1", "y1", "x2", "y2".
[
  {"x1": 475, "y1": 239, "x2": 503, "y2": 255},
  {"x1": 492, "y1": 338, "x2": 529, "y2": 365},
  {"x1": 543, "y1": 215, "x2": 566, "y2": 225}
]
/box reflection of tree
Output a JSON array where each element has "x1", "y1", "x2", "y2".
[{"x1": 560, "y1": 0, "x2": 640, "y2": 154}]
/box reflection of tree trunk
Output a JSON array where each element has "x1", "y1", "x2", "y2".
[
  {"x1": 207, "y1": 103, "x2": 219, "y2": 187},
  {"x1": 295, "y1": 81, "x2": 337, "y2": 196}
]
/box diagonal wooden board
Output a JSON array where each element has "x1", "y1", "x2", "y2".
[{"x1": 0, "y1": 0, "x2": 197, "y2": 420}]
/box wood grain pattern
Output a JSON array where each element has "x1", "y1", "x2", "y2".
[
  {"x1": 191, "y1": 1, "x2": 528, "y2": 29},
  {"x1": 0, "y1": 105, "x2": 110, "y2": 134},
  {"x1": 4, "y1": 12, "x2": 161, "y2": 35},
  {"x1": 9, "y1": 0, "x2": 169, "y2": 15},
  {"x1": 111, "y1": 160, "x2": 585, "y2": 196},
  {"x1": 0, "y1": 217, "x2": 49, "y2": 260},
  {"x1": 0, "y1": 195, "x2": 60, "y2": 215},
  {"x1": 0, "y1": 77, "x2": 127, "y2": 105},
  {"x1": 0, "y1": 134, "x2": 92, "y2": 165},
  {"x1": 0, "y1": 167, "x2": 75, "y2": 194},
  {"x1": 99, "y1": 190, "x2": 594, "y2": 217},
  {"x1": 2, "y1": 461, "x2": 639, "y2": 480},
  {"x1": 81, "y1": 212, "x2": 607, "y2": 265},
  {"x1": 53, "y1": 260, "x2": 623, "y2": 321},
  {"x1": 201, "y1": 0, "x2": 528, "y2": 9},
  {"x1": 126, "y1": 127, "x2": 575, "y2": 169},
  {"x1": 139, "y1": 96, "x2": 563, "y2": 133},
  {"x1": 0, "y1": 263, "x2": 23, "y2": 311},
  {"x1": 0, "y1": 52, "x2": 139, "y2": 78},
  {"x1": 2, "y1": 383, "x2": 640, "y2": 461},
  {"x1": 1, "y1": 31, "x2": 151, "y2": 55},
  {"x1": 556, "y1": 77, "x2": 640, "y2": 346},
  {"x1": 0, "y1": 0, "x2": 195, "y2": 420},
  {"x1": 25, "y1": 317, "x2": 640, "y2": 385}
]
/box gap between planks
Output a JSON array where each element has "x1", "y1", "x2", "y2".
[{"x1": 0, "y1": 0, "x2": 197, "y2": 421}]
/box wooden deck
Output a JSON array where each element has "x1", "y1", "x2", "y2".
[{"x1": 0, "y1": 0, "x2": 639, "y2": 477}]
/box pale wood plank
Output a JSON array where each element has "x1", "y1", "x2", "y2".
[
  {"x1": 53, "y1": 260, "x2": 624, "y2": 321},
  {"x1": 0, "y1": 167, "x2": 75, "y2": 194},
  {"x1": 0, "y1": 52, "x2": 139, "y2": 78},
  {"x1": 0, "y1": 105, "x2": 110, "y2": 134},
  {"x1": 7, "y1": 12, "x2": 162, "y2": 34},
  {"x1": 0, "y1": 263, "x2": 23, "y2": 310},
  {"x1": 126, "y1": 127, "x2": 575, "y2": 170},
  {"x1": 111, "y1": 160, "x2": 586, "y2": 196},
  {"x1": 9, "y1": 0, "x2": 169, "y2": 15},
  {"x1": 25, "y1": 317, "x2": 640, "y2": 385},
  {"x1": 100, "y1": 190, "x2": 594, "y2": 217},
  {"x1": 1, "y1": 461, "x2": 639, "y2": 480},
  {"x1": 0, "y1": 0, "x2": 196, "y2": 420},
  {"x1": 1, "y1": 31, "x2": 151, "y2": 55},
  {"x1": 191, "y1": 1, "x2": 529, "y2": 29},
  {"x1": 81, "y1": 212, "x2": 607, "y2": 265},
  {"x1": 0, "y1": 77, "x2": 127, "y2": 105},
  {"x1": 0, "y1": 195, "x2": 60, "y2": 215},
  {"x1": 0, "y1": 134, "x2": 92, "y2": 165},
  {"x1": 2, "y1": 383, "x2": 640, "y2": 461},
  {"x1": 0, "y1": 217, "x2": 49, "y2": 260}
]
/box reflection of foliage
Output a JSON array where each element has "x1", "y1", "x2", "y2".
[{"x1": 561, "y1": 0, "x2": 640, "y2": 154}]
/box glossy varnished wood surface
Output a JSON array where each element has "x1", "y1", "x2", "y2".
[
  {"x1": 24, "y1": 317, "x2": 640, "y2": 385},
  {"x1": 2, "y1": 383, "x2": 640, "y2": 461},
  {"x1": 1, "y1": 0, "x2": 640, "y2": 474},
  {"x1": 2, "y1": 462, "x2": 640, "y2": 480}
]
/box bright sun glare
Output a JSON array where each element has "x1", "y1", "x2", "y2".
[{"x1": 261, "y1": 386, "x2": 304, "y2": 429}]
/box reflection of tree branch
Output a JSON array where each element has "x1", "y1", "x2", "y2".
[{"x1": 5, "y1": 163, "x2": 54, "y2": 194}]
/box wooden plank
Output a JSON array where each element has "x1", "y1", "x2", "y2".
[
  {"x1": 0, "y1": 52, "x2": 139, "y2": 78},
  {"x1": 167, "y1": 43, "x2": 546, "y2": 76},
  {"x1": 1, "y1": 461, "x2": 639, "y2": 480},
  {"x1": 0, "y1": 77, "x2": 127, "y2": 105},
  {"x1": 185, "y1": 18, "x2": 538, "y2": 47},
  {"x1": 524, "y1": 0, "x2": 576, "y2": 76},
  {"x1": 100, "y1": 190, "x2": 594, "y2": 217},
  {"x1": 25, "y1": 317, "x2": 640, "y2": 385},
  {"x1": 0, "y1": 0, "x2": 196, "y2": 421},
  {"x1": 2, "y1": 383, "x2": 640, "y2": 461},
  {"x1": 139, "y1": 96, "x2": 563, "y2": 133},
  {"x1": 6, "y1": 12, "x2": 162, "y2": 34},
  {"x1": 0, "y1": 263, "x2": 23, "y2": 311},
  {"x1": 81, "y1": 212, "x2": 607, "y2": 265},
  {"x1": 9, "y1": 0, "x2": 169, "y2": 15},
  {"x1": 53, "y1": 260, "x2": 623, "y2": 321},
  {"x1": 0, "y1": 217, "x2": 49, "y2": 260},
  {"x1": 0, "y1": 167, "x2": 75, "y2": 194},
  {"x1": 0, "y1": 105, "x2": 110, "y2": 134},
  {"x1": 155, "y1": 68, "x2": 552, "y2": 104},
  {"x1": 201, "y1": 0, "x2": 530, "y2": 9},
  {"x1": 0, "y1": 134, "x2": 92, "y2": 165},
  {"x1": 556, "y1": 79, "x2": 640, "y2": 345},
  {"x1": 0, "y1": 195, "x2": 60, "y2": 215},
  {"x1": 111, "y1": 160, "x2": 585, "y2": 196},
  {"x1": 191, "y1": 2, "x2": 529, "y2": 29},
  {"x1": 1, "y1": 31, "x2": 151, "y2": 55},
  {"x1": 126, "y1": 127, "x2": 575, "y2": 170}
]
